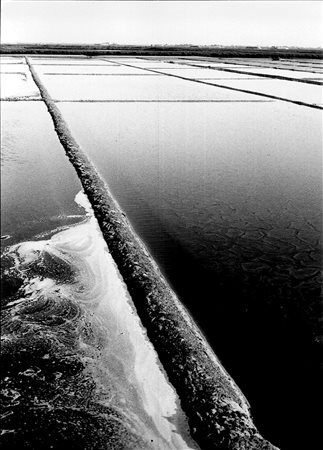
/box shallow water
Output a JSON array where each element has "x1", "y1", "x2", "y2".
[
  {"x1": 36, "y1": 70, "x2": 267, "y2": 101},
  {"x1": 58, "y1": 98, "x2": 322, "y2": 450},
  {"x1": 175, "y1": 61, "x2": 323, "y2": 81},
  {"x1": 1, "y1": 101, "x2": 83, "y2": 244},
  {"x1": 36, "y1": 65, "x2": 162, "y2": 75},
  {"x1": 28, "y1": 57, "x2": 118, "y2": 66},
  {"x1": 110, "y1": 61, "x2": 191, "y2": 70},
  {"x1": 184, "y1": 62, "x2": 256, "y2": 69},
  {"x1": 227, "y1": 66, "x2": 323, "y2": 80},
  {"x1": 130, "y1": 67, "x2": 262, "y2": 79},
  {"x1": 0, "y1": 56, "x2": 25, "y2": 63},
  {"x1": 201, "y1": 78, "x2": 322, "y2": 104},
  {"x1": 0, "y1": 69, "x2": 41, "y2": 99},
  {"x1": 0, "y1": 64, "x2": 29, "y2": 74},
  {"x1": 196, "y1": 58, "x2": 323, "y2": 74},
  {"x1": 1, "y1": 55, "x2": 322, "y2": 449},
  {"x1": 1, "y1": 192, "x2": 197, "y2": 449}
]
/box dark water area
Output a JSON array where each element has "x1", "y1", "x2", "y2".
[
  {"x1": 1, "y1": 196, "x2": 196, "y2": 450},
  {"x1": 0, "y1": 102, "x2": 85, "y2": 247},
  {"x1": 59, "y1": 100, "x2": 322, "y2": 450}
]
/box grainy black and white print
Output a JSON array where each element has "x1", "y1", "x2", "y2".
[{"x1": 1, "y1": 2, "x2": 322, "y2": 450}]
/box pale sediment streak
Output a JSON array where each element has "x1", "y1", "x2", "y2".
[
  {"x1": 2, "y1": 192, "x2": 197, "y2": 449},
  {"x1": 24, "y1": 56, "x2": 279, "y2": 449}
]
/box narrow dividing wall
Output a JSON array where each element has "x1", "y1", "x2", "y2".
[{"x1": 25, "y1": 57, "x2": 279, "y2": 450}]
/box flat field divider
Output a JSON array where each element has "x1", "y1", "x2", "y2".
[{"x1": 26, "y1": 57, "x2": 278, "y2": 450}]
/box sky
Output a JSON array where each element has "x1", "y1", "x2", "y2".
[{"x1": 1, "y1": 1, "x2": 323, "y2": 47}]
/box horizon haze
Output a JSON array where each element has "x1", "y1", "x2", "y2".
[{"x1": 1, "y1": 1, "x2": 322, "y2": 48}]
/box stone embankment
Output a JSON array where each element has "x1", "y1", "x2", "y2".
[{"x1": 26, "y1": 57, "x2": 279, "y2": 450}]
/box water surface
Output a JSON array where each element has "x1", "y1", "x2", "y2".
[
  {"x1": 130, "y1": 67, "x2": 262, "y2": 79},
  {"x1": 2, "y1": 56, "x2": 322, "y2": 449},
  {"x1": 1, "y1": 102, "x2": 83, "y2": 244},
  {"x1": 1, "y1": 192, "x2": 197, "y2": 449},
  {"x1": 58, "y1": 98, "x2": 322, "y2": 450},
  {"x1": 37, "y1": 65, "x2": 162, "y2": 75},
  {"x1": 36, "y1": 70, "x2": 267, "y2": 101},
  {"x1": 202, "y1": 79, "x2": 322, "y2": 104},
  {"x1": 0, "y1": 70, "x2": 40, "y2": 99},
  {"x1": 227, "y1": 66, "x2": 323, "y2": 80},
  {"x1": 29, "y1": 57, "x2": 118, "y2": 66}
]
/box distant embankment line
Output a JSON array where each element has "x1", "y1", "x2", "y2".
[
  {"x1": 172, "y1": 60, "x2": 323, "y2": 86},
  {"x1": 102, "y1": 58, "x2": 323, "y2": 110}
]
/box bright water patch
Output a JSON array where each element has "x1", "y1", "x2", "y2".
[
  {"x1": 0, "y1": 63, "x2": 29, "y2": 75},
  {"x1": 213, "y1": 59, "x2": 323, "y2": 74},
  {"x1": 197, "y1": 78, "x2": 323, "y2": 104},
  {"x1": 108, "y1": 60, "x2": 200, "y2": 70},
  {"x1": 1, "y1": 102, "x2": 83, "y2": 244},
  {"x1": 39, "y1": 72, "x2": 266, "y2": 101},
  {"x1": 232, "y1": 67, "x2": 323, "y2": 80},
  {"x1": 28, "y1": 57, "x2": 118, "y2": 66},
  {"x1": 181, "y1": 62, "x2": 254, "y2": 69},
  {"x1": 0, "y1": 56, "x2": 25, "y2": 64},
  {"x1": 0, "y1": 72, "x2": 40, "y2": 99},
  {"x1": 35, "y1": 64, "x2": 160, "y2": 76},
  {"x1": 152, "y1": 68, "x2": 262, "y2": 79}
]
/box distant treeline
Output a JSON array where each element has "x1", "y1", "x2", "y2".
[{"x1": 1, "y1": 44, "x2": 323, "y2": 59}]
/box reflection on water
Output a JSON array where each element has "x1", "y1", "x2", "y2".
[
  {"x1": 38, "y1": 72, "x2": 265, "y2": 101},
  {"x1": 29, "y1": 57, "x2": 118, "y2": 66},
  {"x1": 150, "y1": 68, "x2": 262, "y2": 79},
  {"x1": 201, "y1": 78, "x2": 322, "y2": 104},
  {"x1": 228, "y1": 67, "x2": 323, "y2": 80},
  {"x1": 36, "y1": 65, "x2": 158, "y2": 75},
  {"x1": 1, "y1": 102, "x2": 84, "y2": 245},
  {"x1": 1, "y1": 192, "x2": 197, "y2": 450},
  {"x1": 199, "y1": 58, "x2": 323, "y2": 74},
  {"x1": 58, "y1": 100, "x2": 322, "y2": 450},
  {"x1": 109, "y1": 60, "x2": 191, "y2": 70},
  {"x1": 0, "y1": 71, "x2": 41, "y2": 99}
]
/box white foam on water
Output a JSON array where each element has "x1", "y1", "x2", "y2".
[
  {"x1": 72, "y1": 191, "x2": 198, "y2": 449},
  {"x1": 4, "y1": 190, "x2": 198, "y2": 450}
]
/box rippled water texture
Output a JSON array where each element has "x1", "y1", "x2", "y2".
[
  {"x1": 1, "y1": 192, "x2": 197, "y2": 449},
  {"x1": 58, "y1": 97, "x2": 322, "y2": 449}
]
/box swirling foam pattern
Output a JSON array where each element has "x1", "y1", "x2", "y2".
[{"x1": 0, "y1": 192, "x2": 197, "y2": 450}]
